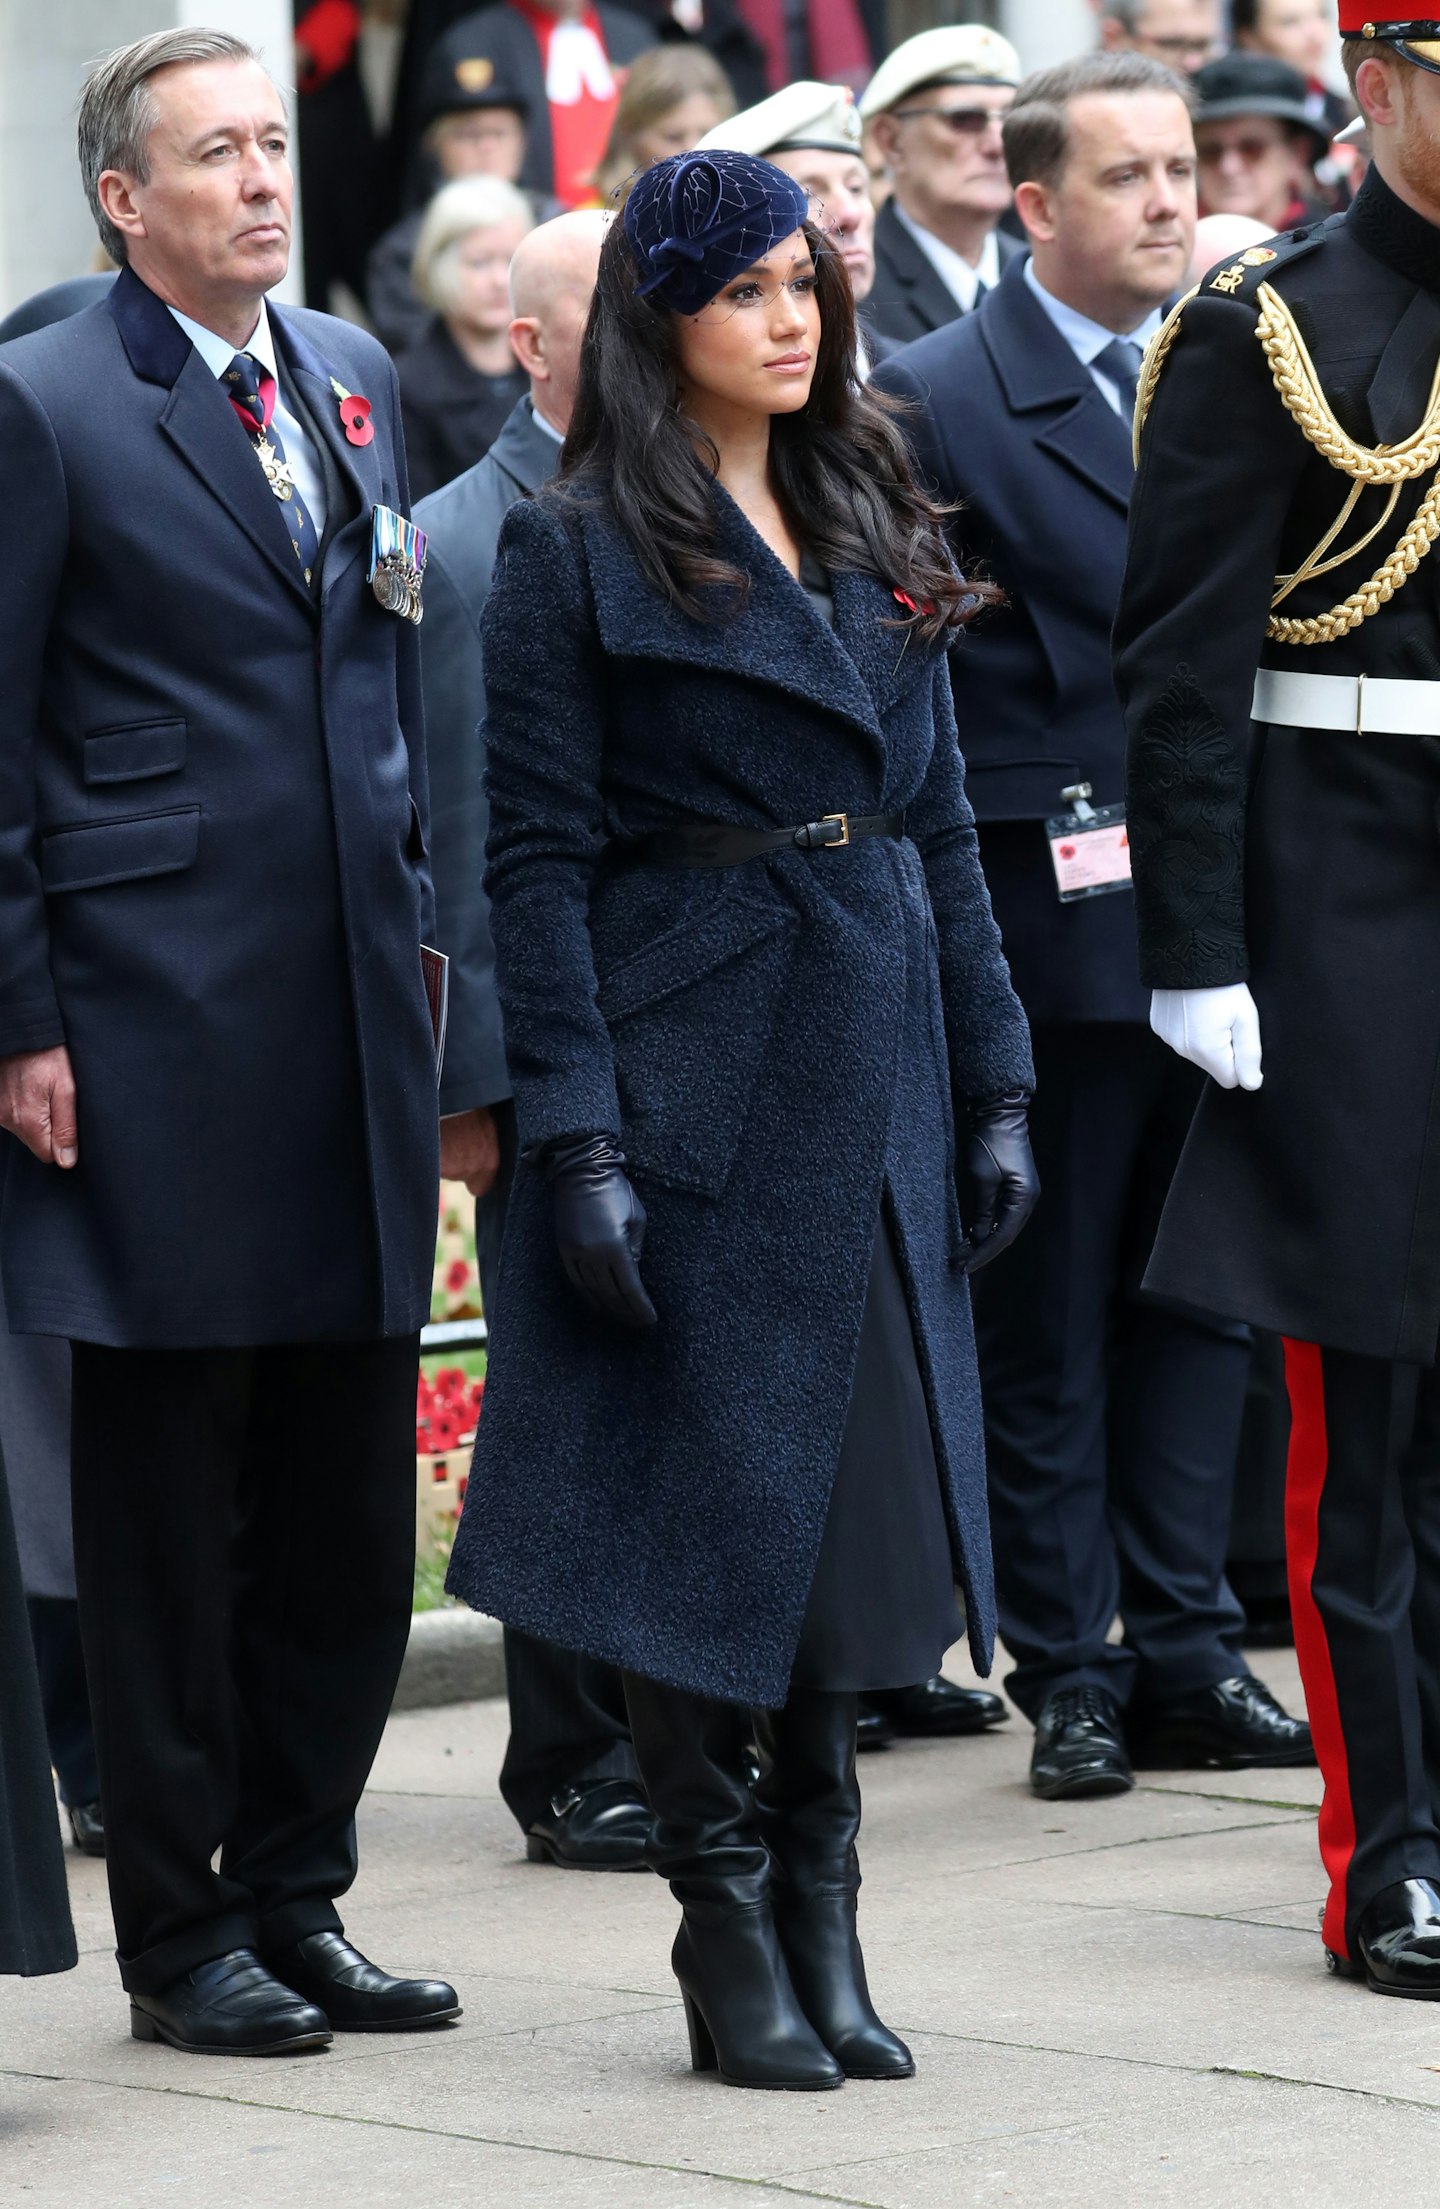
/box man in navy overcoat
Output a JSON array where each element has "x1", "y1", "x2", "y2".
[
  {"x1": 874, "y1": 52, "x2": 1310, "y2": 1801},
  {"x1": 0, "y1": 30, "x2": 455, "y2": 2053}
]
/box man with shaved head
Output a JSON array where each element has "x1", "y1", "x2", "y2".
[{"x1": 414, "y1": 212, "x2": 652, "y2": 1871}]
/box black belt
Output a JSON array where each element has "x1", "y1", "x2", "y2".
[{"x1": 630, "y1": 811, "x2": 905, "y2": 870}]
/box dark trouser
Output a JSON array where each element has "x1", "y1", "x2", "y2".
[
  {"x1": 475, "y1": 1102, "x2": 640, "y2": 1833},
  {"x1": 1282, "y1": 1342, "x2": 1440, "y2": 1959},
  {"x1": 974, "y1": 1022, "x2": 1251, "y2": 1722},
  {"x1": 1229, "y1": 1330, "x2": 1292, "y2": 1614},
  {"x1": 26, "y1": 1596, "x2": 98, "y2": 1809},
  {"x1": 69, "y1": 1336, "x2": 418, "y2": 1995}
]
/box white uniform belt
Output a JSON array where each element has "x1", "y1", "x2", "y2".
[{"x1": 1252, "y1": 668, "x2": 1440, "y2": 737}]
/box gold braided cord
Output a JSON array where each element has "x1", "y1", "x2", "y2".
[
  {"x1": 1252, "y1": 279, "x2": 1440, "y2": 643},
  {"x1": 1132, "y1": 285, "x2": 1197, "y2": 466}
]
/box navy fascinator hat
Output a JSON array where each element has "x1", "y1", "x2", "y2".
[{"x1": 623, "y1": 149, "x2": 812, "y2": 317}]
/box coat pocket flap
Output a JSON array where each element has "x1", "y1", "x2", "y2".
[
  {"x1": 600, "y1": 898, "x2": 793, "y2": 1024},
  {"x1": 84, "y1": 717, "x2": 188, "y2": 785},
  {"x1": 42, "y1": 807, "x2": 201, "y2": 894}
]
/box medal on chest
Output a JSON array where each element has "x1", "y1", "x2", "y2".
[
  {"x1": 253, "y1": 434, "x2": 296, "y2": 502},
  {"x1": 368, "y1": 503, "x2": 427, "y2": 625}
]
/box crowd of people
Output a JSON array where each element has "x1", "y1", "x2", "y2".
[{"x1": 10, "y1": 0, "x2": 1440, "y2": 2102}]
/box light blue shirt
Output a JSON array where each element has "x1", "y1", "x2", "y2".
[
  {"x1": 168, "y1": 299, "x2": 328, "y2": 537},
  {"x1": 1022, "y1": 259, "x2": 1163, "y2": 418}
]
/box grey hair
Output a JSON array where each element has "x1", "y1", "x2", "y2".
[
  {"x1": 411, "y1": 175, "x2": 536, "y2": 319},
  {"x1": 79, "y1": 28, "x2": 267, "y2": 264}
]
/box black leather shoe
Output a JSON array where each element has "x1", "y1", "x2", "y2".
[
  {"x1": 67, "y1": 1801, "x2": 105, "y2": 1857},
  {"x1": 264, "y1": 1932, "x2": 461, "y2": 2031},
  {"x1": 1328, "y1": 1879, "x2": 1440, "y2": 1997},
  {"x1": 1030, "y1": 1686, "x2": 1134, "y2": 1801},
  {"x1": 130, "y1": 1950, "x2": 331, "y2": 2055},
  {"x1": 855, "y1": 1707, "x2": 895, "y2": 1753},
  {"x1": 526, "y1": 1777, "x2": 652, "y2": 1869},
  {"x1": 865, "y1": 1679, "x2": 1008, "y2": 1739},
  {"x1": 1130, "y1": 1676, "x2": 1314, "y2": 1770}
]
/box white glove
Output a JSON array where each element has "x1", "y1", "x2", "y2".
[{"x1": 1150, "y1": 984, "x2": 1263, "y2": 1091}]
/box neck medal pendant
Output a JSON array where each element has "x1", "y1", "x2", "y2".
[
  {"x1": 255, "y1": 435, "x2": 296, "y2": 502},
  {"x1": 368, "y1": 505, "x2": 427, "y2": 626}
]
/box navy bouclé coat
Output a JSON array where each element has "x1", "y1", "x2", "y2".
[{"x1": 446, "y1": 490, "x2": 1034, "y2": 1706}]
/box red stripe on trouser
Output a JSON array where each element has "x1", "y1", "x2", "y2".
[{"x1": 1282, "y1": 1338, "x2": 1357, "y2": 1958}]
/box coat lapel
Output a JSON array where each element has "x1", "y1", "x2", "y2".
[
  {"x1": 107, "y1": 267, "x2": 313, "y2": 609},
  {"x1": 582, "y1": 488, "x2": 921, "y2": 748},
  {"x1": 981, "y1": 261, "x2": 1134, "y2": 515},
  {"x1": 271, "y1": 309, "x2": 386, "y2": 594},
  {"x1": 874, "y1": 200, "x2": 968, "y2": 338}
]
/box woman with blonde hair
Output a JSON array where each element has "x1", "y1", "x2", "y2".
[
  {"x1": 595, "y1": 45, "x2": 735, "y2": 205},
  {"x1": 396, "y1": 175, "x2": 534, "y2": 498}
]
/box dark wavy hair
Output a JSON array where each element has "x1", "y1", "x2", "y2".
[{"x1": 553, "y1": 216, "x2": 987, "y2": 646}]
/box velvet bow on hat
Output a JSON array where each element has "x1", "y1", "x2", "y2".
[{"x1": 623, "y1": 150, "x2": 811, "y2": 317}]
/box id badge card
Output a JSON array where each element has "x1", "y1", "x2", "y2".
[
  {"x1": 369, "y1": 504, "x2": 427, "y2": 626},
  {"x1": 1045, "y1": 791, "x2": 1132, "y2": 904}
]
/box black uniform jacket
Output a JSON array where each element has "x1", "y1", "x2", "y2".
[
  {"x1": 866, "y1": 197, "x2": 1024, "y2": 349},
  {"x1": 413, "y1": 395, "x2": 560, "y2": 1116},
  {"x1": 875, "y1": 256, "x2": 1147, "y2": 1023},
  {"x1": 1117, "y1": 165, "x2": 1440, "y2": 1361}
]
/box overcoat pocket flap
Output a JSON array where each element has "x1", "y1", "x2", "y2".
[
  {"x1": 83, "y1": 717, "x2": 187, "y2": 785},
  {"x1": 599, "y1": 898, "x2": 793, "y2": 1024},
  {"x1": 42, "y1": 807, "x2": 201, "y2": 894},
  {"x1": 599, "y1": 896, "x2": 798, "y2": 1200}
]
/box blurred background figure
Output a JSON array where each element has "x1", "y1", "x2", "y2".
[
  {"x1": 295, "y1": 0, "x2": 384, "y2": 313},
  {"x1": 1188, "y1": 207, "x2": 1274, "y2": 275},
  {"x1": 1192, "y1": 51, "x2": 1331, "y2": 226},
  {"x1": 0, "y1": 1445, "x2": 76, "y2": 1981},
  {"x1": 398, "y1": 175, "x2": 535, "y2": 496},
  {"x1": 367, "y1": 49, "x2": 543, "y2": 355},
  {"x1": 875, "y1": 49, "x2": 1312, "y2": 1800},
  {"x1": 1231, "y1": 0, "x2": 1350, "y2": 135},
  {"x1": 412, "y1": 1, "x2": 657, "y2": 207},
  {"x1": 415, "y1": 210, "x2": 654, "y2": 1871},
  {"x1": 1095, "y1": 0, "x2": 1225, "y2": 72},
  {"x1": 595, "y1": 42, "x2": 735, "y2": 202},
  {"x1": 861, "y1": 25, "x2": 1025, "y2": 346},
  {"x1": 733, "y1": 0, "x2": 876, "y2": 93}
]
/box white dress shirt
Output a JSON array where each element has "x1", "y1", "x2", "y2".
[
  {"x1": 169, "y1": 299, "x2": 329, "y2": 537},
  {"x1": 1022, "y1": 260, "x2": 1163, "y2": 418},
  {"x1": 890, "y1": 202, "x2": 1001, "y2": 315}
]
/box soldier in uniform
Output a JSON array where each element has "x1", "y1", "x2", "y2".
[{"x1": 1117, "y1": 6, "x2": 1440, "y2": 1998}]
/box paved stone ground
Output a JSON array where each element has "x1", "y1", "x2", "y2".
[{"x1": 7, "y1": 1644, "x2": 1440, "y2": 2207}]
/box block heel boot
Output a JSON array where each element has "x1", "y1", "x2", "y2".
[
  {"x1": 621, "y1": 1670, "x2": 843, "y2": 2091},
  {"x1": 754, "y1": 1688, "x2": 915, "y2": 2080}
]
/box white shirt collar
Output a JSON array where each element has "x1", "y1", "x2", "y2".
[
  {"x1": 529, "y1": 399, "x2": 566, "y2": 446},
  {"x1": 167, "y1": 297, "x2": 278, "y2": 381},
  {"x1": 1022, "y1": 258, "x2": 1163, "y2": 366},
  {"x1": 890, "y1": 202, "x2": 1000, "y2": 314}
]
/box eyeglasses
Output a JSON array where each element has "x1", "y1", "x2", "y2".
[
  {"x1": 1142, "y1": 36, "x2": 1225, "y2": 62},
  {"x1": 891, "y1": 103, "x2": 1010, "y2": 137},
  {"x1": 1196, "y1": 133, "x2": 1288, "y2": 165}
]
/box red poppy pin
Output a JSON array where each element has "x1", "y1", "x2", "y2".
[
  {"x1": 893, "y1": 589, "x2": 935, "y2": 617},
  {"x1": 330, "y1": 377, "x2": 374, "y2": 448}
]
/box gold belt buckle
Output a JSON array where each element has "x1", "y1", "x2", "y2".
[{"x1": 821, "y1": 812, "x2": 850, "y2": 848}]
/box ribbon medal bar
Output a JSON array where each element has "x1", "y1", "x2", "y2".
[{"x1": 368, "y1": 504, "x2": 427, "y2": 626}]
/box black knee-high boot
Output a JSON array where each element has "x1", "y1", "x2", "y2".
[
  {"x1": 753, "y1": 1688, "x2": 914, "y2": 2080},
  {"x1": 621, "y1": 1671, "x2": 842, "y2": 2091}
]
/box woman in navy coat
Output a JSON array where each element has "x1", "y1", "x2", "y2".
[{"x1": 448, "y1": 152, "x2": 1038, "y2": 2089}]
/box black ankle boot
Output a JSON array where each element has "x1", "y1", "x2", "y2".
[
  {"x1": 754, "y1": 1689, "x2": 914, "y2": 2081},
  {"x1": 622, "y1": 1671, "x2": 842, "y2": 2091}
]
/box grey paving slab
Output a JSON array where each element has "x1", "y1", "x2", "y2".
[{"x1": 16, "y1": 1632, "x2": 1434, "y2": 2209}]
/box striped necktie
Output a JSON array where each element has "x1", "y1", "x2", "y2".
[{"x1": 222, "y1": 352, "x2": 320, "y2": 584}]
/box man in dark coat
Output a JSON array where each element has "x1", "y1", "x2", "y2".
[
  {"x1": 416, "y1": 210, "x2": 651, "y2": 1870},
  {"x1": 0, "y1": 30, "x2": 456, "y2": 2053},
  {"x1": 876, "y1": 49, "x2": 1310, "y2": 1800},
  {"x1": 859, "y1": 24, "x2": 1026, "y2": 347},
  {"x1": 1117, "y1": 11, "x2": 1440, "y2": 1996}
]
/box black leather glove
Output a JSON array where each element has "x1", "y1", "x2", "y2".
[
  {"x1": 537, "y1": 1133, "x2": 658, "y2": 1330},
  {"x1": 960, "y1": 1090, "x2": 1040, "y2": 1274}
]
